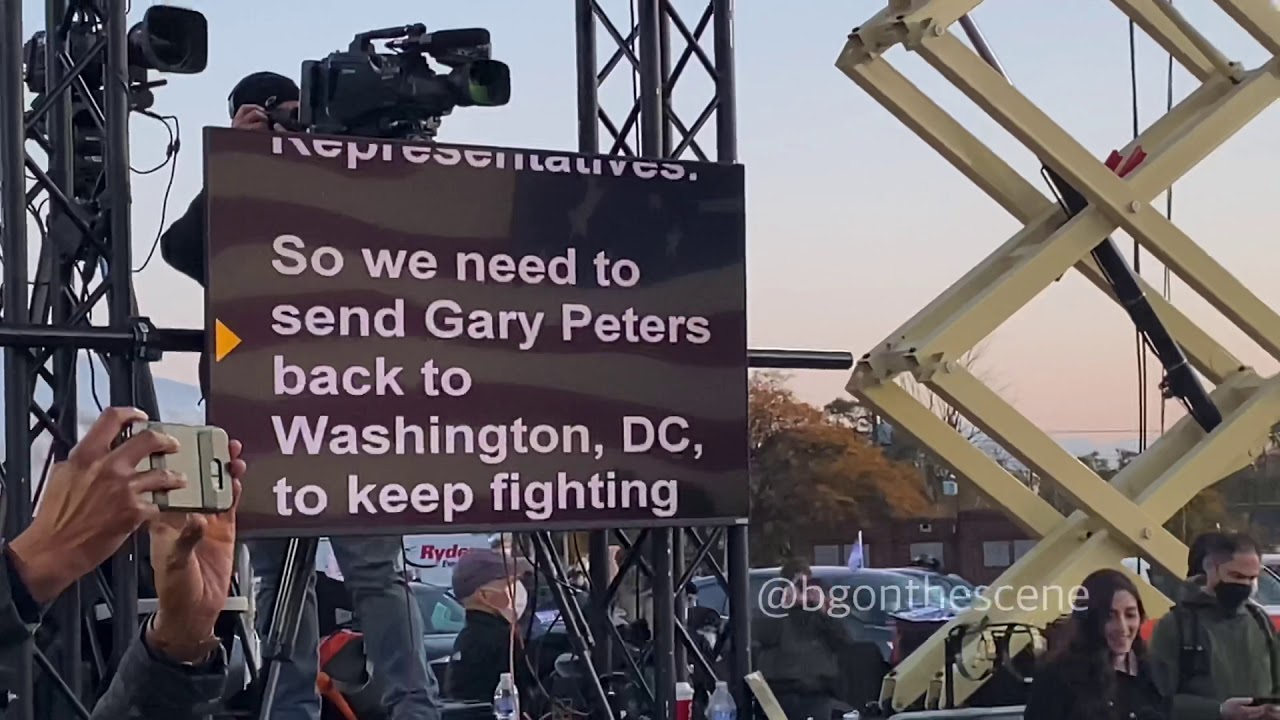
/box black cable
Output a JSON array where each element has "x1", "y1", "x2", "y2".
[
  {"x1": 1128, "y1": 18, "x2": 1149, "y2": 454},
  {"x1": 131, "y1": 110, "x2": 180, "y2": 272},
  {"x1": 1160, "y1": 5, "x2": 1176, "y2": 435}
]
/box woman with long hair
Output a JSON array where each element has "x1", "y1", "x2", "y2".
[{"x1": 1024, "y1": 568, "x2": 1166, "y2": 719}]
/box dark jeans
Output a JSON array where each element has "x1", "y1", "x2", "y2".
[{"x1": 250, "y1": 536, "x2": 441, "y2": 720}]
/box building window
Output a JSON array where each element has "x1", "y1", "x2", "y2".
[
  {"x1": 813, "y1": 545, "x2": 841, "y2": 565},
  {"x1": 910, "y1": 542, "x2": 945, "y2": 564},
  {"x1": 1013, "y1": 540, "x2": 1037, "y2": 561},
  {"x1": 983, "y1": 541, "x2": 1012, "y2": 568}
]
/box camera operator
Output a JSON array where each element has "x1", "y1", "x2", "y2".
[
  {"x1": 159, "y1": 70, "x2": 441, "y2": 720},
  {"x1": 0, "y1": 406, "x2": 247, "y2": 718}
]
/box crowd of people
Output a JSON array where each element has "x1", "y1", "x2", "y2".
[
  {"x1": 748, "y1": 532, "x2": 1280, "y2": 720},
  {"x1": 1025, "y1": 531, "x2": 1280, "y2": 720}
]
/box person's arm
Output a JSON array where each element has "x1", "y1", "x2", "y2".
[
  {"x1": 1147, "y1": 613, "x2": 1224, "y2": 720},
  {"x1": 88, "y1": 438, "x2": 248, "y2": 719},
  {"x1": 160, "y1": 190, "x2": 207, "y2": 285},
  {"x1": 0, "y1": 545, "x2": 44, "y2": 694},
  {"x1": 88, "y1": 618, "x2": 227, "y2": 719}
]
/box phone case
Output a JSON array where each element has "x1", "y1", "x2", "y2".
[{"x1": 130, "y1": 421, "x2": 234, "y2": 513}]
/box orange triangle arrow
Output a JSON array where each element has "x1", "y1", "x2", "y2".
[{"x1": 214, "y1": 320, "x2": 242, "y2": 362}]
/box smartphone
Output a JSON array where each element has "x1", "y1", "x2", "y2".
[
  {"x1": 1249, "y1": 698, "x2": 1280, "y2": 706},
  {"x1": 128, "y1": 422, "x2": 234, "y2": 513}
]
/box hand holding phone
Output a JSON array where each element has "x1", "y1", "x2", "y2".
[{"x1": 129, "y1": 422, "x2": 234, "y2": 513}]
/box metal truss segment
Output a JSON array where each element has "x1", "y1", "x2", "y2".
[
  {"x1": 1110, "y1": 0, "x2": 1219, "y2": 81},
  {"x1": 839, "y1": 2, "x2": 1280, "y2": 709},
  {"x1": 837, "y1": 56, "x2": 1051, "y2": 219},
  {"x1": 1074, "y1": 253, "x2": 1244, "y2": 385},
  {"x1": 876, "y1": 372, "x2": 1263, "y2": 708},
  {"x1": 836, "y1": 49, "x2": 1248, "y2": 378},
  {"x1": 1214, "y1": 0, "x2": 1280, "y2": 56},
  {"x1": 853, "y1": 380, "x2": 1063, "y2": 537},
  {"x1": 926, "y1": 365, "x2": 1187, "y2": 575}
]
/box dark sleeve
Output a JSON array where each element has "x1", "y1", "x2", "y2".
[
  {"x1": 89, "y1": 619, "x2": 228, "y2": 720},
  {"x1": 160, "y1": 189, "x2": 208, "y2": 286},
  {"x1": 0, "y1": 545, "x2": 43, "y2": 696},
  {"x1": 1024, "y1": 668, "x2": 1072, "y2": 720}
]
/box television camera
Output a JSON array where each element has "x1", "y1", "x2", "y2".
[
  {"x1": 22, "y1": 5, "x2": 207, "y2": 199},
  {"x1": 275, "y1": 24, "x2": 511, "y2": 140},
  {"x1": 23, "y1": 5, "x2": 207, "y2": 104}
]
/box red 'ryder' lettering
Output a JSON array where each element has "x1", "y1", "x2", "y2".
[{"x1": 419, "y1": 544, "x2": 475, "y2": 562}]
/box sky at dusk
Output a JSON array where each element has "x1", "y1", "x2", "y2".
[{"x1": 16, "y1": 0, "x2": 1280, "y2": 448}]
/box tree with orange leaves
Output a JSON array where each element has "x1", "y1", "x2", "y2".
[{"x1": 749, "y1": 373, "x2": 931, "y2": 564}]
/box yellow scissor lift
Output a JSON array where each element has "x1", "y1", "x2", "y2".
[{"x1": 833, "y1": 0, "x2": 1280, "y2": 712}]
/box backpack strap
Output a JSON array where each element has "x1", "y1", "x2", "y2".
[
  {"x1": 1245, "y1": 602, "x2": 1275, "y2": 647},
  {"x1": 1244, "y1": 602, "x2": 1277, "y2": 689},
  {"x1": 1173, "y1": 605, "x2": 1205, "y2": 694}
]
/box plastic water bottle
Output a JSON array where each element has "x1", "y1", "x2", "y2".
[
  {"x1": 706, "y1": 680, "x2": 736, "y2": 720},
  {"x1": 493, "y1": 672, "x2": 517, "y2": 720}
]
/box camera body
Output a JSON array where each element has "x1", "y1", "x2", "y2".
[{"x1": 292, "y1": 24, "x2": 510, "y2": 140}]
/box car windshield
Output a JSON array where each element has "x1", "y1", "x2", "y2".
[
  {"x1": 901, "y1": 572, "x2": 975, "y2": 609},
  {"x1": 411, "y1": 584, "x2": 467, "y2": 634},
  {"x1": 810, "y1": 569, "x2": 951, "y2": 621},
  {"x1": 696, "y1": 568, "x2": 962, "y2": 620}
]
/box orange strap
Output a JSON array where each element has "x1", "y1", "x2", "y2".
[{"x1": 317, "y1": 671, "x2": 360, "y2": 720}]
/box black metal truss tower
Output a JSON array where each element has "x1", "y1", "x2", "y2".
[
  {"x1": 573, "y1": 1, "x2": 749, "y2": 716},
  {"x1": 1, "y1": 0, "x2": 201, "y2": 717},
  {"x1": 571, "y1": 2, "x2": 854, "y2": 718},
  {"x1": 0, "y1": 0, "x2": 863, "y2": 717}
]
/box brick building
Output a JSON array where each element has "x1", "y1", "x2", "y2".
[{"x1": 807, "y1": 509, "x2": 1034, "y2": 585}]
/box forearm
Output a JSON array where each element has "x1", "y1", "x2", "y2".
[{"x1": 90, "y1": 620, "x2": 227, "y2": 720}]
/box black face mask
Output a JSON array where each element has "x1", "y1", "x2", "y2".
[{"x1": 1215, "y1": 581, "x2": 1252, "y2": 612}]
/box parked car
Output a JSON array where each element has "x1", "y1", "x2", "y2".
[
  {"x1": 886, "y1": 567, "x2": 977, "y2": 609},
  {"x1": 691, "y1": 566, "x2": 952, "y2": 661},
  {"x1": 409, "y1": 582, "x2": 467, "y2": 662}
]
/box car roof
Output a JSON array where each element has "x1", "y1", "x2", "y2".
[{"x1": 692, "y1": 566, "x2": 912, "y2": 584}]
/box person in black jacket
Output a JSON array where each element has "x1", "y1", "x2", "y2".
[
  {"x1": 444, "y1": 550, "x2": 535, "y2": 702},
  {"x1": 752, "y1": 560, "x2": 858, "y2": 720},
  {"x1": 1025, "y1": 568, "x2": 1167, "y2": 720},
  {"x1": 0, "y1": 406, "x2": 248, "y2": 718}
]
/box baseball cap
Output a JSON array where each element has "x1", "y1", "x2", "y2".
[
  {"x1": 451, "y1": 550, "x2": 532, "y2": 601},
  {"x1": 227, "y1": 71, "x2": 299, "y2": 118}
]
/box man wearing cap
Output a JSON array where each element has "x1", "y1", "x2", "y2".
[
  {"x1": 159, "y1": 72, "x2": 440, "y2": 720},
  {"x1": 446, "y1": 550, "x2": 535, "y2": 702}
]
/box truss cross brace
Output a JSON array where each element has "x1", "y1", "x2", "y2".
[{"x1": 836, "y1": 0, "x2": 1280, "y2": 710}]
